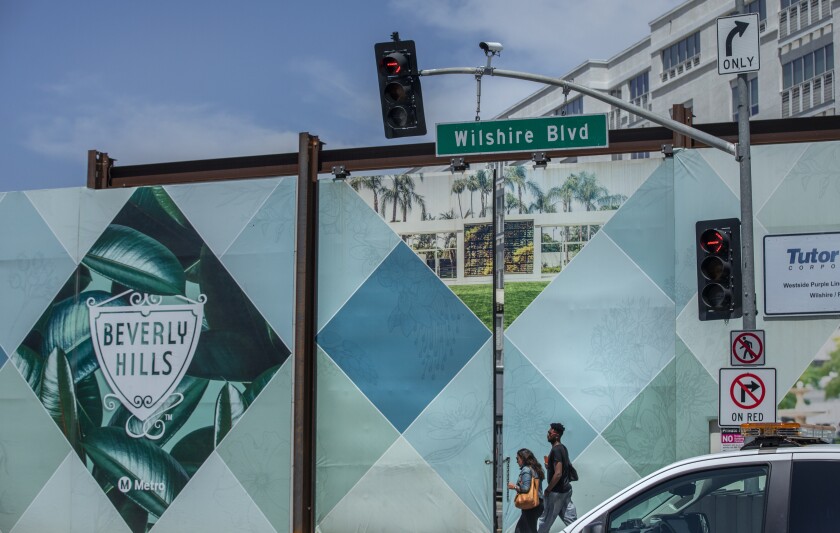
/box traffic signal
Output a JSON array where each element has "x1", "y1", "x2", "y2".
[
  {"x1": 374, "y1": 38, "x2": 426, "y2": 139},
  {"x1": 696, "y1": 218, "x2": 742, "y2": 321}
]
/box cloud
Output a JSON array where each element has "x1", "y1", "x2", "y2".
[
  {"x1": 24, "y1": 97, "x2": 301, "y2": 165},
  {"x1": 390, "y1": 0, "x2": 684, "y2": 72}
]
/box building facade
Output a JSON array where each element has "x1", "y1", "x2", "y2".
[{"x1": 497, "y1": 0, "x2": 835, "y2": 159}]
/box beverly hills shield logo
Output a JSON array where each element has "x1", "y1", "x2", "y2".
[{"x1": 88, "y1": 290, "x2": 205, "y2": 428}]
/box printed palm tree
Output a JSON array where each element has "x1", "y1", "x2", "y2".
[
  {"x1": 528, "y1": 182, "x2": 561, "y2": 213},
  {"x1": 349, "y1": 175, "x2": 384, "y2": 214},
  {"x1": 558, "y1": 173, "x2": 580, "y2": 213},
  {"x1": 573, "y1": 171, "x2": 609, "y2": 211},
  {"x1": 451, "y1": 178, "x2": 467, "y2": 218},
  {"x1": 505, "y1": 192, "x2": 524, "y2": 214},
  {"x1": 503, "y1": 165, "x2": 528, "y2": 214},
  {"x1": 598, "y1": 193, "x2": 628, "y2": 210},
  {"x1": 380, "y1": 174, "x2": 426, "y2": 222},
  {"x1": 465, "y1": 173, "x2": 479, "y2": 218},
  {"x1": 438, "y1": 209, "x2": 458, "y2": 264},
  {"x1": 476, "y1": 169, "x2": 493, "y2": 217}
]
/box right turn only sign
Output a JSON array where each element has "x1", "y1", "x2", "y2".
[
  {"x1": 719, "y1": 368, "x2": 776, "y2": 427},
  {"x1": 717, "y1": 13, "x2": 760, "y2": 75}
]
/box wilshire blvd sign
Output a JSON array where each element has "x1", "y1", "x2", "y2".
[{"x1": 436, "y1": 114, "x2": 608, "y2": 157}]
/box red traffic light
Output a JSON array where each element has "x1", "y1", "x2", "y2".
[
  {"x1": 380, "y1": 53, "x2": 408, "y2": 76},
  {"x1": 699, "y1": 228, "x2": 728, "y2": 254}
]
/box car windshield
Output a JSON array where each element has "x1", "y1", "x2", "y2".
[{"x1": 607, "y1": 464, "x2": 768, "y2": 532}]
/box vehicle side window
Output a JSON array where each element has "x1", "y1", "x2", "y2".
[
  {"x1": 607, "y1": 465, "x2": 768, "y2": 533},
  {"x1": 789, "y1": 460, "x2": 840, "y2": 531}
]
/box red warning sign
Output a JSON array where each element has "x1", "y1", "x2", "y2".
[
  {"x1": 719, "y1": 368, "x2": 776, "y2": 427},
  {"x1": 730, "y1": 372, "x2": 765, "y2": 409},
  {"x1": 730, "y1": 330, "x2": 765, "y2": 366}
]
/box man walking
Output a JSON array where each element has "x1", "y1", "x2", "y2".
[{"x1": 537, "y1": 422, "x2": 574, "y2": 533}]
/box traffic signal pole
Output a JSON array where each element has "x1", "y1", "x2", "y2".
[
  {"x1": 420, "y1": 67, "x2": 738, "y2": 156},
  {"x1": 735, "y1": 0, "x2": 757, "y2": 329}
]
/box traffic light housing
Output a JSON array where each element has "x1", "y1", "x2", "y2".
[
  {"x1": 374, "y1": 38, "x2": 426, "y2": 139},
  {"x1": 696, "y1": 218, "x2": 743, "y2": 321}
]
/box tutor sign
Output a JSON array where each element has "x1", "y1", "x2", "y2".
[{"x1": 764, "y1": 232, "x2": 840, "y2": 316}]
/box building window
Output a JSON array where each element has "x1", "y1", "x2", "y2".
[
  {"x1": 781, "y1": 43, "x2": 834, "y2": 117},
  {"x1": 629, "y1": 72, "x2": 649, "y2": 100},
  {"x1": 732, "y1": 77, "x2": 759, "y2": 120},
  {"x1": 556, "y1": 97, "x2": 583, "y2": 116},
  {"x1": 782, "y1": 44, "x2": 834, "y2": 90},
  {"x1": 746, "y1": 0, "x2": 766, "y2": 22},
  {"x1": 630, "y1": 152, "x2": 650, "y2": 160},
  {"x1": 661, "y1": 32, "x2": 700, "y2": 73}
]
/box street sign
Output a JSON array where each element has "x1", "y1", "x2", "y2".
[
  {"x1": 764, "y1": 232, "x2": 840, "y2": 316},
  {"x1": 719, "y1": 368, "x2": 776, "y2": 427},
  {"x1": 720, "y1": 427, "x2": 745, "y2": 452},
  {"x1": 717, "y1": 14, "x2": 760, "y2": 75},
  {"x1": 730, "y1": 330, "x2": 765, "y2": 366},
  {"x1": 435, "y1": 114, "x2": 608, "y2": 157}
]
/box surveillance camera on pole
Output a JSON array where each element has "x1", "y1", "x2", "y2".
[{"x1": 479, "y1": 42, "x2": 503, "y2": 54}]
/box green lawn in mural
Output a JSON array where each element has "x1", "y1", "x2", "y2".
[
  {"x1": 9, "y1": 186, "x2": 289, "y2": 532},
  {"x1": 450, "y1": 281, "x2": 550, "y2": 330}
]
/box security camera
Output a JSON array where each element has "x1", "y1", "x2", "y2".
[{"x1": 479, "y1": 42, "x2": 503, "y2": 53}]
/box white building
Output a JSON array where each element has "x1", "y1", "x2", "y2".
[{"x1": 497, "y1": 0, "x2": 835, "y2": 159}]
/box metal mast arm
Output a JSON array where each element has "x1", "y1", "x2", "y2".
[{"x1": 420, "y1": 67, "x2": 738, "y2": 157}]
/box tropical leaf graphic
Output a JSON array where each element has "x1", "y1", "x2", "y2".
[
  {"x1": 41, "y1": 290, "x2": 120, "y2": 383},
  {"x1": 76, "y1": 371, "x2": 103, "y2": 439},
  {"x1": 189, "y1": 330, "x2": 283, "y2": 382},
  {"x1": 119, "y1": 187, "x2": 202, "y2": 269},
  {"x1": 83, "y1": 427, "x2": 189, "y2": 517},
  {"x1": 82, "y1": 224, "x2": 186, "y2": 296},
  {"x1": 39, "y1": 347, "x2": 83, "y2": 459},
  {"x1": 11, "y1": 344, "x2": 43, "y2": 392},
  {"x1": 54, "y1": 264, "x2": 92, "y2": 302},
  {"x1": 214, "y1": 382, "x2": 246, "y2": 446},
  {"x1": 170, "y1": 426, "x2": 214, "y2": 477},
  {"x1": 105, "y1": 488, "x2": 148, "y2": 533},
  {"x1": 243, "y1": 365, "x2": 280, "y2": 406},
  {"x1": 197, "y1": 245, "x2": 282, "y2": 352}
]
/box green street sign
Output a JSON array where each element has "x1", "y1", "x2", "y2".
[{"x1": 436, "y1": 114, "x2": 608, "y2": 157}]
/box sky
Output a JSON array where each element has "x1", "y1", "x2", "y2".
[{"x1": 0, "y1": 0, "x2": 684, "y2": 192}]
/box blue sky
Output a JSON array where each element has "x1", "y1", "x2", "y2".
[{"x1": 0, "y1": 0, "x2": 682, "y2": 191}]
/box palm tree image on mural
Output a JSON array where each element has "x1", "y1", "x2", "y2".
[
  {"x1": 10, "y1": 187, "x2": 290, "y2": 532},
  {"x1": 780, "y1": 329, "x2": 840, "y2": 441},
  {"x1": 351, "y1": 165, "x2": 631, "y2": 282}
]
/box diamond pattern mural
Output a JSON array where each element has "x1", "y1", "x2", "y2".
[
  {"x1": 2, "y1": 142, "x2": 840, "y2": 532},
  {"x1": 318, "y1": 240, "x2": 490, "y2": 433},
  {"x1": 3, "y1": 183, "x2": 291, "y2": 533}
]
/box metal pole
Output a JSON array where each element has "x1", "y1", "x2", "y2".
[
  {"x1": 735, "y1": 0, "x2": 757, "y2": 329},
  {"x1": 292, "y1": 132, "x2": 319, "y2": 533},
  {"x1": 491, "y1": 162, "x2": 506, "y2": 532},
  {"x1": 420, "y1": 67, "x2": 738, "y2": 157}
]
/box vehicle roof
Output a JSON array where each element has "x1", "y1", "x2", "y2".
[{"x1": 567, "y1": 443, "x2": 840, "y2": 531}]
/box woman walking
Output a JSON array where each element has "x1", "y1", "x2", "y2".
[{"x1": 507, "y1": 448, "x2": 545, "y2": 533}]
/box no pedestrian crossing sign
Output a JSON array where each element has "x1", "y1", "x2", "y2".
[
  {"x1": 435, "y1": 114, "x2": 608, "y2": 157},
  {"x1": 730, "y1": 330, "x2": 765, "y2": 366},
  {"x1": 719, "y1": 368, "x2": 776, "y2": 427},
  {"x1": 717, "y1": 13, "x2": 760, "y2": 75}
]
